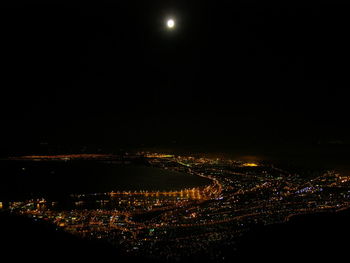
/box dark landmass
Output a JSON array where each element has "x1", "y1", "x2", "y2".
[
  {"x1": 234, "y1": 209, "x2": 350, "y2": 261},
  {"x1": 0, "y1": 212, "x2": 122, "y2": 261},
  {"x1": 0, "y1": 211, "x2": 154, "y2": 262}
]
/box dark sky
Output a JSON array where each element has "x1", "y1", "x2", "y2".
[{"x1": 1, "y1": 1, "x2": 349, "y2": 153}]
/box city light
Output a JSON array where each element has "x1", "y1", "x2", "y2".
[
  {"x1": 243, "y1": 163, "x2": 258, "y2": 167},
  {"x1": 5, "y1": 152, "x2": 350, "y2": 260}
]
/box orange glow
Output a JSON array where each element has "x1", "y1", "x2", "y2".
[{"x1": 243, "y1": 163, "x2": 258, "y2": 167}]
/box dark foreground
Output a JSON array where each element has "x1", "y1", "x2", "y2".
[{"x1": 1, "y1": 209, "x2": 349, "y2": 262}]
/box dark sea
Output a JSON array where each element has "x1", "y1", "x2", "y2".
[{"x1": 0, "y1": 160, "x2": 210, "y2": 201}]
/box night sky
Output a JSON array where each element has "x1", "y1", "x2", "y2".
[{"x1": 1, "y1": 1, "x2": 349, "y2": 154}]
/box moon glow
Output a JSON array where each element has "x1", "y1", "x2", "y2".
[{"x1": 167, "y1": 19, "x2": 175, "y2": 29}]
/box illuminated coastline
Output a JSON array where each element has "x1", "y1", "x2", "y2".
[{"x1": 3, "y1": 152, "x2": 350, "y2": 260}]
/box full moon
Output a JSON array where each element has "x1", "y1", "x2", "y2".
[{"x1": 167, "y1": 19, "x2": 175, "y2": 29}]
